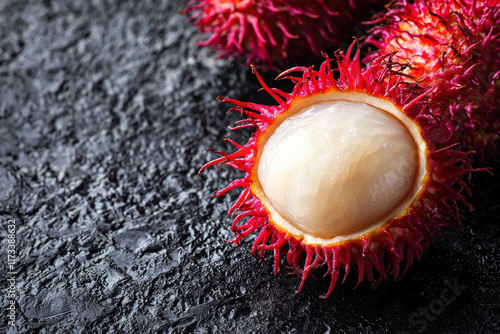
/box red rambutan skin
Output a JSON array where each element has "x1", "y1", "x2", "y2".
[
  {"x1": 200, "y1": 41, "x2": 474, "y2": 298},
  {"x1": 365, "y1": 0, "x2": 500, "y2": 165},
  {"x1": 183, "y1": 0, "x2": 385, "y2": 69}
]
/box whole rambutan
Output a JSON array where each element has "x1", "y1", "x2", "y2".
[
  {"x1": 200, "y1": 41, "x2": 474, "y2": 297},
  {"x1": 183, "y1": 0, "x2": 385, "y2": 69},
  {"x1": 365, "y1": 0, "x2": 500, "y2": 165}
]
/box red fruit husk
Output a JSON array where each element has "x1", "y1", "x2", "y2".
[
  {"x1": 183, "y1": 0, "x2": 385, "y2": 69},
  {"x1": 200, "y1": 42, "x2": 474, "y2": 298},
  {"x1": 365, "y1": 0, "x2": 500, "y2": 165}
]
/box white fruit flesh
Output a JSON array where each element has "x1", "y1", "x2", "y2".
[{"x1": 256, "y1": 99, "x2": 422, "y2": 240}]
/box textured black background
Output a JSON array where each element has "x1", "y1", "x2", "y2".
[{"x1": 0, "y1": 0, "x2": 499, "y2": 333}]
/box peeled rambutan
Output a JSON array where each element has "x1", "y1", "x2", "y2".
[
  {"x1": 200, "y1": 41, "x2": 474, "y2": 297},
  {"x1": 183, "y1": 0, "x2": 385, "y2": 69},
  {"x1": 365, "y1": 0, "x2": 500, "y2": 164}
]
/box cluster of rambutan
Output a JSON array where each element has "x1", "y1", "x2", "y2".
[{"x1": 192, "y1": 0, "x2": 499, "y2": 297}]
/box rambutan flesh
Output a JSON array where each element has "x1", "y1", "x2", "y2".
[
  {"x1": 200, "y1": 42, "x2": 474, "y2": 298},
  {"x1": 365, "y1": 0, "x2": 500, "y2": 165},
  {"x1": 183, "y1": 0, "x2": 386, "y2": 69}
]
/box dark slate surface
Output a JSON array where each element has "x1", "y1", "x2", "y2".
[{"x1": 0, "y1": 1, "x2": 499, "y2": 333}]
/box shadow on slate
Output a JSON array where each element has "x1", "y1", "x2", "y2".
[{"x1": 0, "y1": 0, "x2": 499, "y2": 333}]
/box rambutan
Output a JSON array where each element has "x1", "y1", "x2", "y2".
[
  {"x1": 200, "y1": 42, "x2": 474, "y2": 297},
  {"x1": 365, "y1": 0, "x2": 500, "y2": 164},
  {"x1": 183, "y1": 0, "x2": 385, "y2": 69}
]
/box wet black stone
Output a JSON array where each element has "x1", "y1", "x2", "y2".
[{"x1": 0, "y1": 0, "x2": 499, "y2": 333}]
